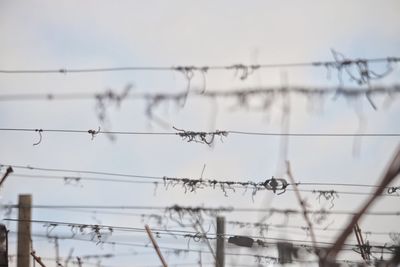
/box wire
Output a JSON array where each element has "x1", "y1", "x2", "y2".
[
  {"x1": 5, "y1": 231, "x2": 287, "y2": 261},
  {"x1": 6, "y1": 231, "x2": 394, "y2": 263},
  {"x1": 226, "y1": 220, "x2": 397, "y2": 236},
  {"x1": 2, "y1": 164, "x2": 399, "y2": 197},
  {"x1": 0, "y1": 127, "x2": 399, "y2": 137},
  {"x1": 4, "y1": 207, "x2": 396, "y2": 236},
  {"x1": 0, "y1": 85, "x2": 399, "y2": 101},
  {"x1": 0, "y1": 128, "x2": 176, "y2": 136},
  {"x1": 4, "y1": 218, "x2": 396, "y2": 250},
  {"x1": 0, "y1": 165, "x2": 388, "y2": 188},
  {"x1": 1, "y1": 163, "x2": 163, "y2": 180},
  {"x1": 0, "y1": 57, "x2": 398, "y2": 74},
  {"x1": 7, "y1": 173, "x2": 399, "y2": 198},
  {"x1": 2, "y1": 204, "x2": 399, "y2": 216}
]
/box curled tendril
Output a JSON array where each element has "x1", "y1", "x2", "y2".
[
  {"x1": 312, "y1": 208, "x2": 329, "y2": 225},
  {"x1": 175, "y1": 66, "x2": 196, "y2": 107},
  {"x1": 227, "y1": 64, "x2": 260, "y2": 80},
  {"x1": 165, "y1": 205, "x2": 232, "y2": 225},
  {"x1": 93, "y1": 84, "x2": 132, "y2": 141},
  {"x1": 199, "y1": 67, "x2": 209, "y2": 93},
  {"x1": 45, "y1": 223, "x2": 57, "y2": 236},
  {"x1": 173, "y1": 127, "x2": 228, "y2": 146},
  {"x1": 330, "y1": 49, "x2": 397, "y2": 110},
  {"x1": 95, "y1": 84, "x2": 132, "y2": 119},
  {"x1": 63, "y1": 176, "x2": 82, "y2": 187},
  {"x1": 313, "y1": 190, "x2": 339, "y2": 209},
  {"x1": 33, "y1": 129, "x2": 43, "y2": 146},
  {"x1": 184, "y1": 232, "x2": 207, "y2": 243}
]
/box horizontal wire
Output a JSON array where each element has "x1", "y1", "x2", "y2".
[
  {"x1": 4, "y1": 229, "x2": 386, "y2": 260},
  {"x1": 4, "y1": 221, "x2": 334, "y2": 241},
  {"x1": 286, "y1": 188, "x2": 397, "y2": 197},
  {"x1": 2, "y1": 204, "x2": 399, "y2": 216},
  {"x1": 294, "y1": 182, "x2": 381, "y2": 188},
  {"x1": 12, "y1": 173, "x2": 160, "y2": 184},
  {"x1": 8, "y1": 173, "x2": 399, "y2": 198},
  {"x1": 3, "y1": 218, "x2": 332, "y2": 243},
  {"x1": 0, "y1": 164, "x2": 387, "y2": 187},
  {"x1": 2, "y1": 164, "x2": 399, "y2": 196},
  {"x1": 4, "y1": 207, "x2": 395, "y2": 236},
  {"x1": 6, "y1": 231, "x2": 392, "y2": 262},
  {"x1": 1, "y1": 163, "x2": 164, "y2": 180},
  {"x1": 11, "y1": 232, "x2": 328, "y2": 264},
  {"x1": 0, "y1": 57, "x2": 398, "y2": 74},
  {"x1": 0, "y1": 127, "x2": 399, "y2": 137},
  {"x1": 0, "y1": 85, "x2": 399, "y2": 101},
  {"x1": 4, "y1": 218, "x2": 395, "y2": 250},
  {"x1": 226, "y1": 220, "x2": 395, "y2": 236},
  {"x1": 0, "y1": 128, "x2": 176, "y2": 135}
]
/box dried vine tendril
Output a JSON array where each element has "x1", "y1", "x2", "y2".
[
  {"x1": 173, "y1": 127, "x2": 228, "y2": 146},
  {"x1": 313, "y1": 190, "x2": 339, "y2": 209},
  {"x1": 162, "y1": 176, "x2": 288, "y2": 197}
]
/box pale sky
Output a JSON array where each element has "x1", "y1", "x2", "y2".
[{"x1": 1, "y1": 1, "x2": 400, "y2": 267}]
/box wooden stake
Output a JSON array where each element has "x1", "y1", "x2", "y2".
[
  {"x1": 216, "y1": 217, "x2": 225, "y2": 267},
  {"x1": 144, "y1": 225, "x2": 168, "y2": 267},
  {"x1": 0, "y1": 224, "x2": 8, "y2": 267},
  {"x1": 17, "y1": 195, "x2": 31, "y2": 267}
]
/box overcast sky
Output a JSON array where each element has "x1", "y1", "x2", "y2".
[{"x1": 1, "y1": 1, "x2": 400, "y2": 266}]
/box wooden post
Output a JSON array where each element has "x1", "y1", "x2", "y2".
[
  {"x1": 216, "y1": 216, "x2": 225, "y2": 267},
  {"x1": 17, "y1": 194, "x2": 31, "y2": 267},
  {"x1": 0, "y1": 224, "x2": 8, "y2": 267}
]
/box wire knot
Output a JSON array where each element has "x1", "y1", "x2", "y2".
[
  {"x1": 88, "y1": 127, "x2": 101, "y2": 140},
  {"x1": 263, "y1": 177, "x2": 288, "y2": 195},
  {"x1": 387, "y1": 186, "x2": 400, "y2": 194}
]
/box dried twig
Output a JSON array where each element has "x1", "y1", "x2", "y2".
[
  {"x1": 31, "y1": 251, "x2": 47, "y2": 267},
  {"x1": 285, "y1": 161, "x2": 318, "y2": 254},
  {"x1": 145, "y1": 225, "x2": 168, "y2": 267},
  {"x1": 0, "y1": 166, "x2": 13, "y2": 188},
  {"x1": 326, "y1": 145, "x2": 400, "y2": 261}
]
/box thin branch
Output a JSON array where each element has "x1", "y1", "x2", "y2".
[
  {"x1": 326, "y1": 145, "x2": 400, "y2": 261},
  {"x1": 285, "y1": 161, "x2": 318, "y2": 254}
]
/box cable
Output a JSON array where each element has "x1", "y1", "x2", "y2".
[
  {"x1": 0, "y1": 127, "x2": 399, "y2": 137},
  {"x1": 6, "y1": 231, "x2": 393, "y2": 263},
  {"x1": 226, "y1": 220, "x2": 397, "y2": 236},
  {"x1": 0, "y1": 165, "x2": 390, "y2": 188},
  {"x1": 2, "y1": 204, "x2": 399, "y2": 216},
  {"x1": 4, "y1": 207, "x2": 396, "y2": 236},
  {"x1": 4, "y1": 218, "x2": 396, "y2": 250},
  {"x1": 1, "y1": 163, "x2": 163, "y2": 180},
  {"x1": 0, "y1": 57, "x2": 398, "y2": 74},
  {"x1": 2, "y1": 164, "x2": 399, "y2": 197},
  {"x1": 7, "y1": 173, "x2": 399, "y2": 198},
  {"x1": 0, "y1": 85, "x2": 399, "y2": 102}
]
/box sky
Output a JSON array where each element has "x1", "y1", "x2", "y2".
[{"x1": 1, "y1": 1, "x2": 400, "y2": 267}]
